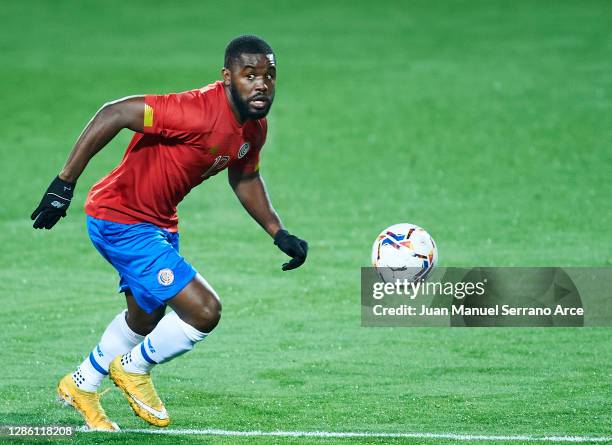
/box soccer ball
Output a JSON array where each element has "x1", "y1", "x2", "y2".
[{"x1": 371, "y1": 223, "x2": 438, "y2": 283}]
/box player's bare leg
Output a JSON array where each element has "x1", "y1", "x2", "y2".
[
  {"x1": 109, "y1": 274, "x2": 221, "y2": 427},
  {"x1": 167, "y1": 274, "x2": 223, "y2": 333},
  {"x1": 124, "y1": 290, "x2": 167, "y2": 335},
  {"x1": 58, "y1": 290, "x2": 164, "y2": 431}
]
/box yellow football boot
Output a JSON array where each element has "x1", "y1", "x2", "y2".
[
  {"x1": 108, "y1": 356, "x2": 169, "y2": 427},
  {"x1": 57, "y1": 374, "x2": 119, "y2": 431}
]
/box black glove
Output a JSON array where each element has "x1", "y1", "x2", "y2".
[
  {"x1": 274, "y1": 229, "x2": 308, "y2": 271},
  {"x1": 31, "y1": 176, "x2": 76, "y2": 229}
]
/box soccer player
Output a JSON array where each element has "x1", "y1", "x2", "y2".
[{"x1": 30, "y1": 35, "x2": 308, "y2": 431}]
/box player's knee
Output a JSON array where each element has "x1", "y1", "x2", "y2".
[
  {"x1": 169, "y1": 275, "x2": 222, "y2": 333},
  {"x1": 191, "y1": 291, "x2": 222, "y2": 333}
]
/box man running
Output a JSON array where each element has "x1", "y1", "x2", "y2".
[{"x1": 31, "y1": 35, "x2": 308, "y2": 431}]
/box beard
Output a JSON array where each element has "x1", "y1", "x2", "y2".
[{"x1": 229, "y1": 82, "x2": 273, "y2": 121}]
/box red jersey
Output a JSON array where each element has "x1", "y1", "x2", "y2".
[{"x1": 85, "y1": 81, "x2": 267, "y2": 232}]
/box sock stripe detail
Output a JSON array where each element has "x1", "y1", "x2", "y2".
[
  {"x1": 88, "y1": 352, "x2": 109, "y2": 375},
  {"x1": 140, "y1": 341, "x2": 157, "y2": 364}
]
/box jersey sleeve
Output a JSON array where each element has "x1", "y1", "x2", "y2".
[
  {"x1": 233, "y1": 119, "x2": 267, "y2": 174},
  {"x1": 142, "y1": 91, "x2": 207, "y2": 143}
]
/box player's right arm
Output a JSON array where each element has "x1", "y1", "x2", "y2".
[
  {"x1": 59, "y1": 96, "x2": 145, "y2": 183},
  {"x1": 31, "y1": 96, "x2": 145, "y2": 229}
]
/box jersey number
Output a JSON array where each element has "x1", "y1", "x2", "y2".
[{"x1": 201, "y1": 156, "x2": 230, "y2": 179}]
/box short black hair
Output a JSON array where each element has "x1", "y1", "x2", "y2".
[{"x1": 224, "y1": 35, "x2": 275, "y2": 68}]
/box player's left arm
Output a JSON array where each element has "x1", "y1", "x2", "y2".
[{"x1": 228, "y1": 167, "x2": 308, "y2": 271}]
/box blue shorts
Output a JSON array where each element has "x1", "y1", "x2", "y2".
[{"x1": 87, "y1": 216, "x2": 197, "y2": 313}]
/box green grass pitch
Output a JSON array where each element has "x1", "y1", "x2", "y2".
[{"x1": 1, "y1": 0, "x2": 611, "y2": 444}]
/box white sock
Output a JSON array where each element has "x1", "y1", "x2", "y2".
[
  {"x1": 72, "y1": 310, "x2": 144, "y2": 392},
  {"x1": 122, "y1": 311, "x2": 208, "y2": 374}
]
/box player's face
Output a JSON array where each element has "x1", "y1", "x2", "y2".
[{"x1": 224, "y1": 53, "x2": 276, "y2": 122}]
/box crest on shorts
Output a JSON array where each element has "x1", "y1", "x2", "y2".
[
  {"x1": 238, "y1": 142, "x2": 250, "y2": 159},
  {"x1": 157, "y1": 268, "x2": 174, "y2": 286}
]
